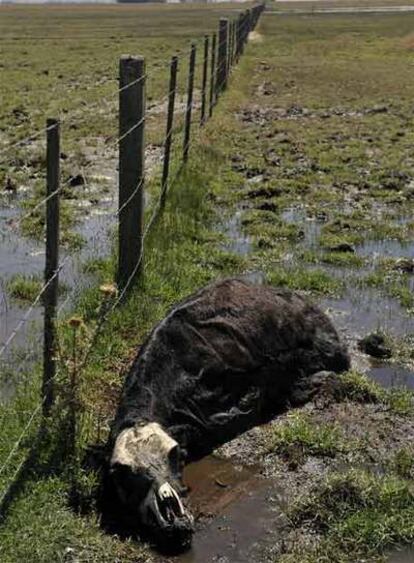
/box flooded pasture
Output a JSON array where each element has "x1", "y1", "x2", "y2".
[
  {"x1": 222, "y1": 211, "x2": 252, "y2": 256},
  {"x1": 0, "y1": 181, "x2": 116, "y2": 402}
]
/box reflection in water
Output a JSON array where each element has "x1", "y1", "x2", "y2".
[
  {"x1": 321, "y1": 288, "x2": 414, "y2": 339},
  {"x1": 368, "y1": 365, "x2": 414, "y2": 390},
  {"x1": 282, "y1": 206, "x2": 322, "y2": 248},
  {"x1": 222, "y1": 211, "x2": 252, "y2": 256},
  {"x1": 357, "y1": 238, "x2": 414, "y2": 259}
]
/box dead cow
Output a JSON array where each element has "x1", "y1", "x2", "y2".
[{"x1": 107, "y1": 278, "x2": 350, "y2": 548}]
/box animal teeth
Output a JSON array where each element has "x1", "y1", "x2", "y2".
[{"x1": 158, "y1": 482, "x2": 175, "y2": 500}]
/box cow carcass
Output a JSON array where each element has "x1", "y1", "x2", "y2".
[{"x1": 107, "y1": 278, "x2": 350, "y2": 548}]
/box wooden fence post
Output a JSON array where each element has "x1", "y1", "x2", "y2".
[
  {"x1": 43, "y1": 118, "x2": 60, "y2": 417},
  {"x1": 217, "y1": 18, "x2": 228, "y2": 95},
  {"x1": 161, "y1": 55, "x2": 178, "y2": 204},
  {"x1": 183, "y1": 43, "x2": 196, "y2": 163},
  {"x1": 237, "y1": 13, "x2": 243, "y2": 60},
  {"x1": 231, "y1": 21, "x2": 235, "y2": 66},
  {"x1": 209, "y1": 33, "x2": 217, "y2": 117},
  {"x1": 200, "y1": 35, "x2": 209, "y2": 126},
  {"x1": 227, "y1": 22, "x2": 232, "y2": 77},
  {"x1": 241, "y1": 11, "x2": 247, "y2": 53},
  {"x1": 118, "y1": 55, "x2": 145, "y2": 291},
  {"x1": 246, "y1": 9, "x2": 252, "y2": 40}
]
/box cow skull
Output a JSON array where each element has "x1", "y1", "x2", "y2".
[{"x1": 110, "y1": 422, "x2": 194, "y2": 549}]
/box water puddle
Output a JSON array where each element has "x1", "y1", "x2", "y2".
[
  {"x1": 169, "y1": 455, "x2": 285, "y2": 563},
  {"x1": 222, "y1": 211, "x2": 252, "y2": 256},
  {"x1": 239, "y1": 270, "x2": 266, "y2": 285},
  {"x1": 357, "y1": 239, "x2": 414, "y2": 259},
  {"x1": 0, "y1": 192, "x2": 116, "y2": 399},
  {"x1": 281, "y1": 206, "x2": 322, "y2": 248},
  {"x1": 321, "y1": 287, "x2": 414, "y2": 338},
  {"x1": 183, "y1": 455, "x2": 260, "y2": 517},
  {"x1": 368, "y1": 364, "x2": 414, "y2": 390}
]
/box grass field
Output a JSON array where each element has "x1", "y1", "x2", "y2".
[
  {"x1": 0, "y1": 2, "x2": 245, "y2": 244},
  {"x1": 2, "y1": 2, "x2": 414, "y2": 562}
]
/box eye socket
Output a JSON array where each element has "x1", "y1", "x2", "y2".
[
  {"x1": 111, "y1": 463, "x2": 153, "y2": 505},
  {"x1": 168, "y1": 445, "x2": 181, "y2": 473}
]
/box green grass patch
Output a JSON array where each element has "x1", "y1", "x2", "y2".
[
  {"x1": 267, "y1": 266, "x2": 342, "y2": 296},
  {"x1": 6, "y1": 274, "x2": 43, "y2": 303},
  {"x1": 301, "y1": 249, "x2": 365, "y2": 268},
  {"x1": 267, "y1": 412, "x2": 347, "y2": 461},
  {"x1": 289, "y1": 470, "x2": 414, "y2": 562},
  {"x1": 391, "y1": 447, "x2": 414, "y2": 480},
  {"x1": 319, "y1": 232, "x2": 365, "y2": 250},
  {"x1": 5, "y1": 273, "x2": 68, "y2": 303},
  {"x1": 358, "y1": 272, "x2": 414, "y2": 310},
  {"x1": 339, "y1": 371, "x2": 413, "y2": 416}
]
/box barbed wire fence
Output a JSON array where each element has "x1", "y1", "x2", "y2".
[{"x1": 0, "y1": 2, "x2": 265, "y2": 507}]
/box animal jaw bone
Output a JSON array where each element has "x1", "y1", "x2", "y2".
[
  {"x1": 109, "y1": 422, "x2": 194, "y2": 548},
  {"x1": 140, "y1": 481, "x2": 189, "y2": 528}
]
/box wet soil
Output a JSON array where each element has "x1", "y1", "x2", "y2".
[
  {"x1": 159, "y1": 455, "x2": 286, "y2": 563},
  {"x1": 0, "y1": 139, "x2": 164, "y2": 397}
]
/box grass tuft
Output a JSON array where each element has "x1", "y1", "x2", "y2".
[
  {"x1": 267, "y1": 267, "x2": 342, "y2": 296},
  {"x1": 290, "y1": 469, "x2": 414, "y2": 561},
  {"x1": 266, "y1": 412, "x2": 347, "y2": 463}
]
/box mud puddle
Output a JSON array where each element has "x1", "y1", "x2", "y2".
[{"x1": 167, "y1": 455, "x2": 285, "y2": 563}]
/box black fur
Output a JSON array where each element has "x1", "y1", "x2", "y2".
[{"x1": 109, "y1": 279, "x2": 350, "y2": 460}]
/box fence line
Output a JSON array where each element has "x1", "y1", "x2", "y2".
[
  {"x1": 0, "y1": 1, "x2": 265, "y2": 502},
  {"x1": 0, "y1": 2, "x2": 262, "y2": 355},
  {"x1": 1, "y1": 0, "x2": 262, "y2": 322},
  {"x1": 0, "y1": 8, "x2": 254, "y2": 161}
]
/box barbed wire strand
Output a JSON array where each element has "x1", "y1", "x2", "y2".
[
  {"x1": 1, "y1": 1, "x2": 258, "y2": 409},
  {"x1": 0, "y1": 12, "x2": 252, "y2": 160},
  {"x1": 0, "y1": 7, "x2": 262, "y2": 506}
]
